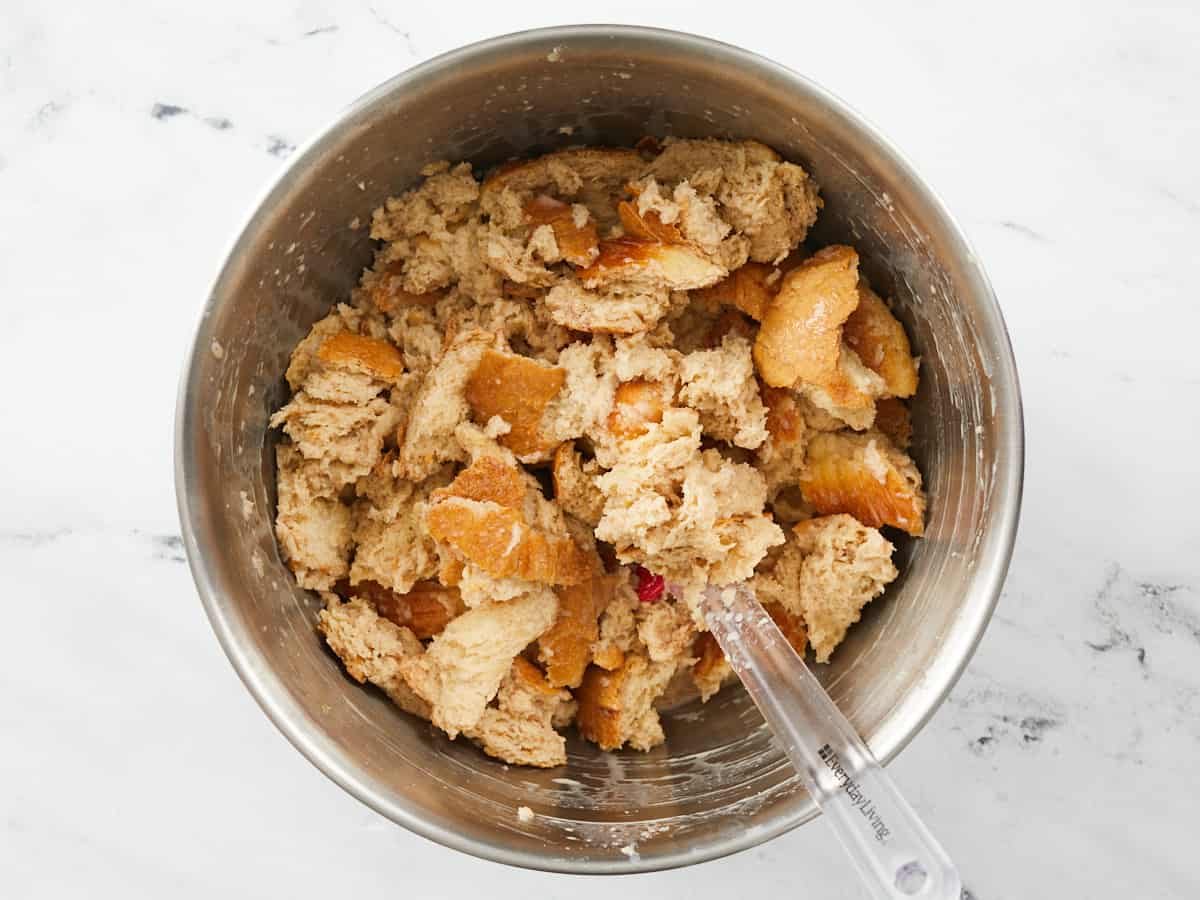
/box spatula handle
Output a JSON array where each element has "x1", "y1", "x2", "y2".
[{"x1": 702, "y1": 584, "x2": 963, "y2": 900}]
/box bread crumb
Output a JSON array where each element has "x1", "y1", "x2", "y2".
[
  {"x1": 484, "y1": 415, "x2": 511, "y2": 438},
  {"x1": 517, "y1": 806, "x2": 534, "y2": 822}
]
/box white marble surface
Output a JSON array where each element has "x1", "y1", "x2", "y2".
[{"x1": 2, "y1": 2, "x2": 1198, "y2": 897}]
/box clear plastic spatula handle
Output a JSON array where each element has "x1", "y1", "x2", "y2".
[{"x1": 700, "y1": 584, "x2": 963, "y2": 900}]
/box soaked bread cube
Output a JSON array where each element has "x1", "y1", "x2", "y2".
[
  {"x1": 343, "y1": 578, "x2": 464, "y2": 640},
  {"x1": 524, "y1": 194, "x2": 600, "y2": 267},
  {"x1": 400, "y1": 589, "x2": 558, "y2": 738},
  {"x1": 678, "y1": 334, "x2": 769, "y2": 449},
  {"x1": 275, "y1": 445, "x2": 353, "y2": 591},
  {"x1": 645, "y1": 138, "x2": 820, "y2": 263},
  {"x1": 467, "y1": 657, "x2": 575, "y2": 768},
  {"x1": 551, "y1": 443, "x2": 606, "y2": 527},
  {"x1": 575, "y1": 654, "x2": 676, "y2": 751},
  {"x1": 791, "y1": 515, "x2": 898, "y2": 662},
  {"x1": 464, "y1": 349, "x2": 565, "y2": 461},
  {"x1": 692, "y1": 261, "x2": 777, "y2": 321},
  {"x1": 538, "y1": 574, "x2": 618, "y2": 689},
  {"x1": 843, "y1": 286, "x2": 919, "y2": 399},
  {"x1": 398, "y1": 329, "x2": 495, "y2": 480},
  {"x1": 426, "y1": 457, "x2": 595, "y2": 586},
  {"x1": 349, "y1": 457, "x2": 449, "y2": 595},
  {"x1": 800, "y1": 431, "x2": 926, "y2": 536},
  {"x1": 318, "y1": 596, "x2": 430, "y2": 718},
  {"x1": 753, "y1": 245, "x2": 861, "y2": 390}
]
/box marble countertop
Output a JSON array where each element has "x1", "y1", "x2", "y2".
[{"x1": 2, "y1": 2, "x2": 1197, "y2": 897}]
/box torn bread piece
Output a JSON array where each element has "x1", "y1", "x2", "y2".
[
  {"x1": 270, "y1": 391, "x2": 403, "y2": 496},
  {"x1": 371, "y1": 161, "x2": 479, "y2": 243},
  {"x1": 275, "y1": 445, "x2": 353, "y2": 590},
  {"x1": 467, "y1": 657, "x2": 575, "y2": 768},
  {"x1": 538, "y1": 574, "x2": 618, "y2": 689},
  {"x1": 799, "y1": 431, "x2": 926, "y2": 536},
  {"x1": 843, "y1": 285, "x2": 919, "y2": 399},
  {"x1": 400, "y1": 588, "x2": 558, "y2": 738},
  {"x1": 358, "y1": 260, "x2": 445, "y2": 318},
  {"x1": 314, "y1": 332, "x2": 405, "y2": 384},
  {"x1": 318, "y1": 596, "x2": 430, "y2": 718},
  {"x1": 398, "y1": 329, "x2": 495, "y2": 480},
  {"x1": 801, "y1": 355, "x2": 886, "y2": 431},
  {"x1": 590, "y1": 580, "x2": 640, "y2": 671},
  {"x1": 636, "y1": 601, "x2": 698, "y2": 664},
  {"x1": 540, "y1": 337, "x2": 617, "y2": 443},
  {"x1": 577, "y1": 237, "x2": 725, "y2": 293},
  {"x1": 426, "y1": 457, "x2": 595, "y2": 585},
  {"x1": 524, "y1": 195, "x2": 600, "y2": 267},
  {"x1": 349, "y1": 457, "x2": 450, "y2": 594},
  {"x1": 752, "y1": 245, "x2": 885, "y2": 429},
  {"x1": 678, "y1": 334, "x2": 769, "y2": 449},
  {"x1": 342, "y1": 578, "x2": 465, "y2": 639},
  {"x1": 618, "y1": 190, "x2": 684, "y2": 244},
  {"x1": 621, "y1": 177, "x2": 749, "y2": 271},
  {"x1": 464, "y1": 349, "x2": 565, "y2": 461},
  {"x1": 595, "y1": 409, "x2": 784, "y2": 588},
  {"x1": 753, "y1": 245, "x2": 857, "y2": 388},
  {"x1": 368, "y1": 162, "x2": 495, "y2": 297},
  {"x1": 544, "y1": 279, "x2": 675, "y2": 335},
  {"x1": 384, "y1": 309, "x2": 444, "y2": 377},
  {"x1": 480, "y1": 222, "x2": 562, "y2": 286},
  {"x1": 480, "y1": 147, "x2": 644, "y2": 229},
  {"x1": 791, "y1": 515, "x2": 898, "y2": 662},
  {"x1": 645, "y1": 138, "x2": 820, "y2": 263},
  {"x1": 692, "y1": 261, "x2": 777, "y2": 321},
  {"x1": 575, "y1": 654, "x2": 676, "y2": 751},
  {"x1": 552, "y1": 443, "x2": 606, "y2": 527},
  {"x1": 271, "y1": 326, "x2": 409, "y2": 496},
  {"x1": 441, "y1": 293, "x2": 573, "y2": 365},
  {"x1": 285, "y1": 303, "x2": 388, "y2": 390},
  {"x1": 426, "y1": 497, "x2": 594, "y2": 585},
  {"x1": 543, "y1": 216, "x2": 727, "y2": 335}
]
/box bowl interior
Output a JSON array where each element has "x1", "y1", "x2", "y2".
[{"x1": 177, "y1": 27, "x2": 1021, "y2": 873}]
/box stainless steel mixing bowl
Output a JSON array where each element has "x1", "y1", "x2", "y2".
[{"x1": 175, "y1": 25, "x2": 1023, "y2": 873}]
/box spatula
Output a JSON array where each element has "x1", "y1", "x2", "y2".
[{"x1": 697, "y1": 582, "x2": 964, "y2": 899}]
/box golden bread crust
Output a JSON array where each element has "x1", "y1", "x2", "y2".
[{"x1": 799, "y1": 431, "x2": 926, "y2": 536}]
